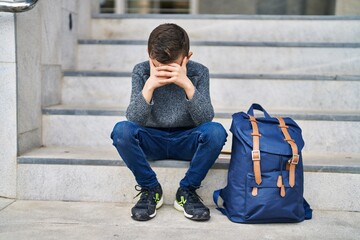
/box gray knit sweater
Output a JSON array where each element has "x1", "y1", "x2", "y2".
[{"x1": 126, "y1": 60, "x2": 214, "y2": 128}]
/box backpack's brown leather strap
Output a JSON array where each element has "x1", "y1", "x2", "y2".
[
  {"x1": 249, "y1": 116, "x2": 262, "y2": 185},
  {"x1": 277, "y1": 117, "x2": 299, "y2": 188}
]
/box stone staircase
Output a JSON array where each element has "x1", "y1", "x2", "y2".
[{"x1": 17, "y1": 14, "x2": 360, "y2": 212}]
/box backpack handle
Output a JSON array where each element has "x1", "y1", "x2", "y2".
[{"x1": 247, "y1": 103, "x2": 271, "y2": 118}]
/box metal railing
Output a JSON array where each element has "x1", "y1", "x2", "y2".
[{"x1": 0, "y1": 0, "x2": 39, "y2": 13}]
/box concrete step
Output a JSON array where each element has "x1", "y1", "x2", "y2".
[
  {"x1": 91, "y1": 14, "x2": 360, "y2": 43},
  {"x1": 77, "y1": 42, "x2": 360, "y2": 75},
  {"x1": 62, "y1": 75, "x2": 131, "y2": 109},
  {"x1": 17, "y1": 146, "x2": 360, "y2": 212},
  {"x1": 42, "y1": 105, "x2": 360, "y2": 154},
  {"x1": 62, "y1": 72, "x2": 360, "y2": 112},
  {"x1": 1, "y1": 200, "x2": 360, "y2": 240}
]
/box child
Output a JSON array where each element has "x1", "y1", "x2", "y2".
[{"x1": 111, "y1": 23, "x2": 227, "y2": 221}]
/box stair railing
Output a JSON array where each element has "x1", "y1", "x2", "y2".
[{"x1": 0, "y1": 0, "x2": 39, "y2": 13}]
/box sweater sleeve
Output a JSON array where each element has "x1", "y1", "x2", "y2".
[
  {"x1": 125, "y1": 68, "x2": 152, "y2": 125},
  {"x1": 186, "y1": 67, "x2": 215, "y2": 125}
]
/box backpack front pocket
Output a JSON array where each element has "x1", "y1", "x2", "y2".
[{"x1": 244, "y1": 171, "x2": 304, "y2": 223}]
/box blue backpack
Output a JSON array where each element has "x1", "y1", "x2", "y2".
[{"x1": 214, "y1": 104, "x2": 312, "y2": 223}]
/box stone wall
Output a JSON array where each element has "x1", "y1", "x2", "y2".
[
  {"x1": 0, "y1": 0, "x2": 81, "y2": 198},
  {"x1": 16, "y1": 4, "x2": 42, "y2": 155},
  {"x1": 0, "y1": 13, "x2": 17, "y2": 198},
  {"x1": 16, "y1": 0, "x2": 79, "y2": 155}
]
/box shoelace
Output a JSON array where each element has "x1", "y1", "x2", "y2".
[
  {"x1": 134, "y1": 185, "x2": 151, "y2": 200},
  {"x1": 183, "y1": 188, "x2": 203, "y2": 203}
]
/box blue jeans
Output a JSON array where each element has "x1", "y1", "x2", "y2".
[{"x1": 111, "y1": 121, "x2": 227, "y2": 189}]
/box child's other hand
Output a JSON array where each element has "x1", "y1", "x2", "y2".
[
  {"x1": 155, "y1": 57, "x2": 195, "y2": 99},
  {"x1": 147, "y1": 58, "x2": 171, "y2": 90},
  {"x1": 142, "y1": 58, "x2": 170, "y2": 104},
  {"x1": 155, "y1": 57, "x2": 187, "y2": 86}
]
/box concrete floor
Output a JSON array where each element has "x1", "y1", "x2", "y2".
[{"x1": 0, "y1": 198, "x2": 359, "y2": 240}]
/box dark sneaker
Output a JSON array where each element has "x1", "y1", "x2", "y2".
[
  {"x1": 174, "y1": 187, "x2": 210, "y2": 221},
  {"x1": 131, "y1": 184, "x2": 163, "y2": 221}
]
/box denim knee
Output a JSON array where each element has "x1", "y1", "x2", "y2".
[
  {"x1": 198, "y1": 122, "x2": 227, "y2": 147},
  {"x1": 111, "y1": 121, "x2": 138, "y2": 146}
]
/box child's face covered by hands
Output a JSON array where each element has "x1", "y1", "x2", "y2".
[
  {"x1": 144, "y1": 51, "x2": 195, "y2": 100},
  {"x1": 149, "y1": 52, "x2": 193, "y2": 90}
]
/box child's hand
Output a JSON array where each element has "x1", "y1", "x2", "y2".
[
  {"x1": 142, "y1": 58, "x2": 171, "y2": 104},
  {"x1": 147, "y1": 58, "x2": 172, "y2": 89},
  {"x1": 155, "y1": 57, "x2": 195, "y2": 99},
  {"x1": 155, "y1": 57, "x2": 187, "y2": 86}
]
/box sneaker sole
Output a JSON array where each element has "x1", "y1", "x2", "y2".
[
  {"x1": 131, "y1": 196, "x2": 164, "y2": 220},
  {"x1": 173, "y1": 200, "x2": 210, "y2": 221},
  {"x1": 147, "y1": 195, "x2": 164, "y2": 218}
]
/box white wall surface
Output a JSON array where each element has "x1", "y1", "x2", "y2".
[
  {"x1": 0, "y1": 13, "x2": 17, "y2": 198},
  {"x1": 16, "y1": 4, "x2": 42, "y2": 155},
  {"x1": 16, "y1": 0, "x2": 80, "y2": 155},
  {"x1": 0, "y1": 0, "x2": 81, "y2": 197}
]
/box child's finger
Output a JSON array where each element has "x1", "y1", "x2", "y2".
[
  {"x1": 156, "y1": 71, "x2": 174, "y2": 77},
  {"x1": 181, "y1": 56, "x2": 187, "y2": 67},
  {"x1": 158, "y1": 78, "x2": 174, "y2": 85},
  {"x1": 156, "y1": 65, "x2": 176, "y2": 72},
  {"x1": 149, "y1": 58, "x2": 156, "y2": 70}
]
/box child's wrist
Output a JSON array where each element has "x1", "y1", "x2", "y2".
[
  {"x1": 184, "y1": 81, "x2": 195, "y2": 100},
  {"x1": 144, "y1": 79, "x2": 156, "y2": 92}
]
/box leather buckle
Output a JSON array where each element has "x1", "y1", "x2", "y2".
[
  {"x1": 252, "y1": 150, "x2": 261, "y2": 161},
  {"x1": 284, "y1": 138, "x2": 295, "y2": 142},
  {"x1": 291, "y1": 154, "x2": 300, "y2": 164}
]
